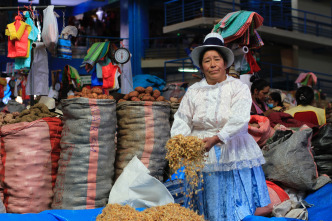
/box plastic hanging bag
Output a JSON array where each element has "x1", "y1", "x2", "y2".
[
  {"x1": 108, "y1": 156, "x2": 174, "y2": 209},
  {"x1": 42, "y1": 5, "x2": 59, "y2": 56},
  {"x1": 57, "y1": 26, "x2": 78, "y2": 59}
]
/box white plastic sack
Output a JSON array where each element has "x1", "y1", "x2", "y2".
[
  {"x1": 272, "y1": 199, "x2": 309, "y2": 220},
  {"x1": 108, "y1": 156, "x2": 174, "y2": 208},
  {"x1": 42, "y1": 5, "x2": 59, "y2": 55}
]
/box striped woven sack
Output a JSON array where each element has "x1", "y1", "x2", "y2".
[
  {"x1": 52, "y1": 97, "x2": 117, "y2": 210},
  {"x1": 115, "y1": 101, "x2": 171, "y2": 182},
  {"x1": 0, "y1": 117, "x2": 62, "y2": 213}
]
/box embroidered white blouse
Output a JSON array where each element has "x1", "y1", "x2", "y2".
[{"x1": 171, "y1": 76, "x2": 265, "y2": 172}]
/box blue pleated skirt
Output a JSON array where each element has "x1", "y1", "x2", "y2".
[{"x1": 184, "y1": 148, "x2": 270, "y2": 221}]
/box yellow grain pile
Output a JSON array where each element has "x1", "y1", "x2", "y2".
[
  {"x1": 165, "y1": 135, "x2": 206, "y2": 199},
  {"x1": 96, "y1": 203, "x2": 205, "y2": 221}
]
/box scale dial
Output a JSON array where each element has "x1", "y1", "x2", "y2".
[{"x1": 114, "y1": 48, "x2": 130, "y2": 64}]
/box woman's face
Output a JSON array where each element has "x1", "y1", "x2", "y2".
[
  {"x1": 200, "y1": 50, "x2": 227, "y2": 85},
  {"x1": 267, "y1": 96, "x2": 278, "y2": 108},
  {"x1": 254, "y1": 86, "x2": 270, "y2": 103}
]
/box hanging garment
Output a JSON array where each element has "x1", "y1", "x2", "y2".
[
  {"x1": 21, "y1": 76, "x2": 30, "y2": 100},
  {"x1": 96, "y1": 57, "x2": 112, "y2": 78},
  {"x1": 102, "y1": 61, "x2": 121, "y2": 90},
  {"x1": 81, "y1": 42, "x2": 110, "y2": 70},
  {"x1": 15, "y1": 12, "x2": 39, "y2": 69},
  {"x1": 26, "y1": 42, "x2": 49, "y2": 95},
  {"x1": 213, "y1": 10, "x2": 264, "y2": 48},
  {"x1": 57, "y1": 26, "x2": 78, "y2": 59},
  {"x1": 295, "y1": 72, "x2": 317, "y2": 87},
  {"x1": 63, "y1": 65, "x2": 82, "y2": 91},
  {"x1": 5, "y1": 16, "x2": 32, "y2": 58},
  {"x1": 244, "y1": 52, "x2": 261, "y2": 74},
  {"x1": 91, "y1": 66, "x2": 103, "y2": 87},
  {"x1": 57, "y1": 38, "x2": 72, "y2": 59}
]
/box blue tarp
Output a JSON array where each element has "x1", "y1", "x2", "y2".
[
  {"x1": 132, "y1": 74, "x2": 166, "y2": 91},
  {"x1": 0, "y1": 183, "x2": 331, "y2": 220}
]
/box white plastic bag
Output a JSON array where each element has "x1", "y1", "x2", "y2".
[
  {"x1": 108, "y1": 156, "x2": 174, "y2": 208},
  {"x1": 42, "y1": 5, "x2": 59, "y2": 55}
]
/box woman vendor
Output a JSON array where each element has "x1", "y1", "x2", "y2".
[
  {"x1": 250, "y1": 77, "x2": 274, "y2": 116},
  {"x1": 285, "y1": 86, "x2": 326, "y2": 125},
  {"x1": 171, "y1": 32, "x2": 270, "y2": 221}
]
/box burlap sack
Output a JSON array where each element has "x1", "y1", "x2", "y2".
[
  {"x1": 115, "y1": 101, "x2": 170, "y2": 182},
  {"x1": 52, "y1": 97, "x2": 116, "y2": 210},
  {"x1": 0, "y1": 117, "x2": 62, "y2": 213}
]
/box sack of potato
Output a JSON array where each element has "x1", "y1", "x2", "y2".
[
  {"x1": 67, "y1": 87, "x2": 114, "y2": 100},
  {"x1": 118, "y1": 87, "x2": 166, "y2": 103}
]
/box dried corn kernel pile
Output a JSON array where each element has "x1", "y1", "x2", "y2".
[
  {"x1": 96, "y1": 203, "x2": 205, "y2": 221},
  {"x1": 165, "y1": 135, "x2": 206, "y2": 200}
]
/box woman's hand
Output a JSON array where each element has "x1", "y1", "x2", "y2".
[{"x1": 203, "y1": 135, "x2": 222, "y2": 152}]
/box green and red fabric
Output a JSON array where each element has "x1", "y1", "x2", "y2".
[
  {"x1": 213, "y1": 10, "x2": 264, "y2": 48},
  {"x1": 63, "y1": 65, "x2": 82, "y2": 92},
  {"x1": 82, "y1": 42, "x2": 110, "y2": 68}
]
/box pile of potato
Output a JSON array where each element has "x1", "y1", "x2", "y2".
[
  {"x1": 0, "y1": 112, "x2": 20, "y2": 125},
  {"x1": 67, "y1": 87, "x2": 114, "y2": 100},
  {"x1": 118, "y1": 86, "x2": 166, "y2": 103},
  {"x1": 15, "y1": 103, "x2": 57, "y2": 123},
  {"x1": 0, "y1": 103, "x2": 58, "y2": 126}
]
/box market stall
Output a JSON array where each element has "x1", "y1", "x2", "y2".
[{"x1": 0, "y1": 5, "x2": 331, "y2": 221}]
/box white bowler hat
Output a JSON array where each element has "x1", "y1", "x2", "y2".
[{"x1": 190, "y1": 32, "x2": 234, "y2": 68}]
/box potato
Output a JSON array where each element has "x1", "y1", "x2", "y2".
[
  {"x1": 138, "y1": 93, "x2": 146, "y2": 100},
  {"x1": 141, "y1": 95, "x2": 152, "y2": 101},
  {"x1": 152, "y1": 89, "x2": 161, "y2": 99},
  {"x1": 145, "y1": 86, "x2": 153, "y2": 95},
  {"x1": 82, "y1": 87, "x2": 91, "y2": 95},
  {"x1": 92, "y1": 87, "x2": 103, "y2": 95},
  {"x1": 128, "y1": 91, "x2": 139, "y2": 99},
  {"x1": 12, "y1": 112, "x2": 20, "y2": 117},
  {"x1": 123, "y1": 94, "x2": 129, "y2": 100},
  {"x1": 156, "y1": 96, "x2": 165, "y2": 101},
  {"x1": 131, "y1": 97, "x2": 140, "y2": 101},
  {"x1": 74, "y1": 91, "x2": 82, "y2": 96},
  {"x1": 135, "y1": 86, "x2": 145, "y2": 93},
  {"x1": 118, "y1": 99, "x2": 126, "y2": 103},
  {"x1": 98, "y1": 94, "x2": 108, "y2": 99},
  {"x1": 91, "y1": 93, "x2": 98, "y2": 98}
]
